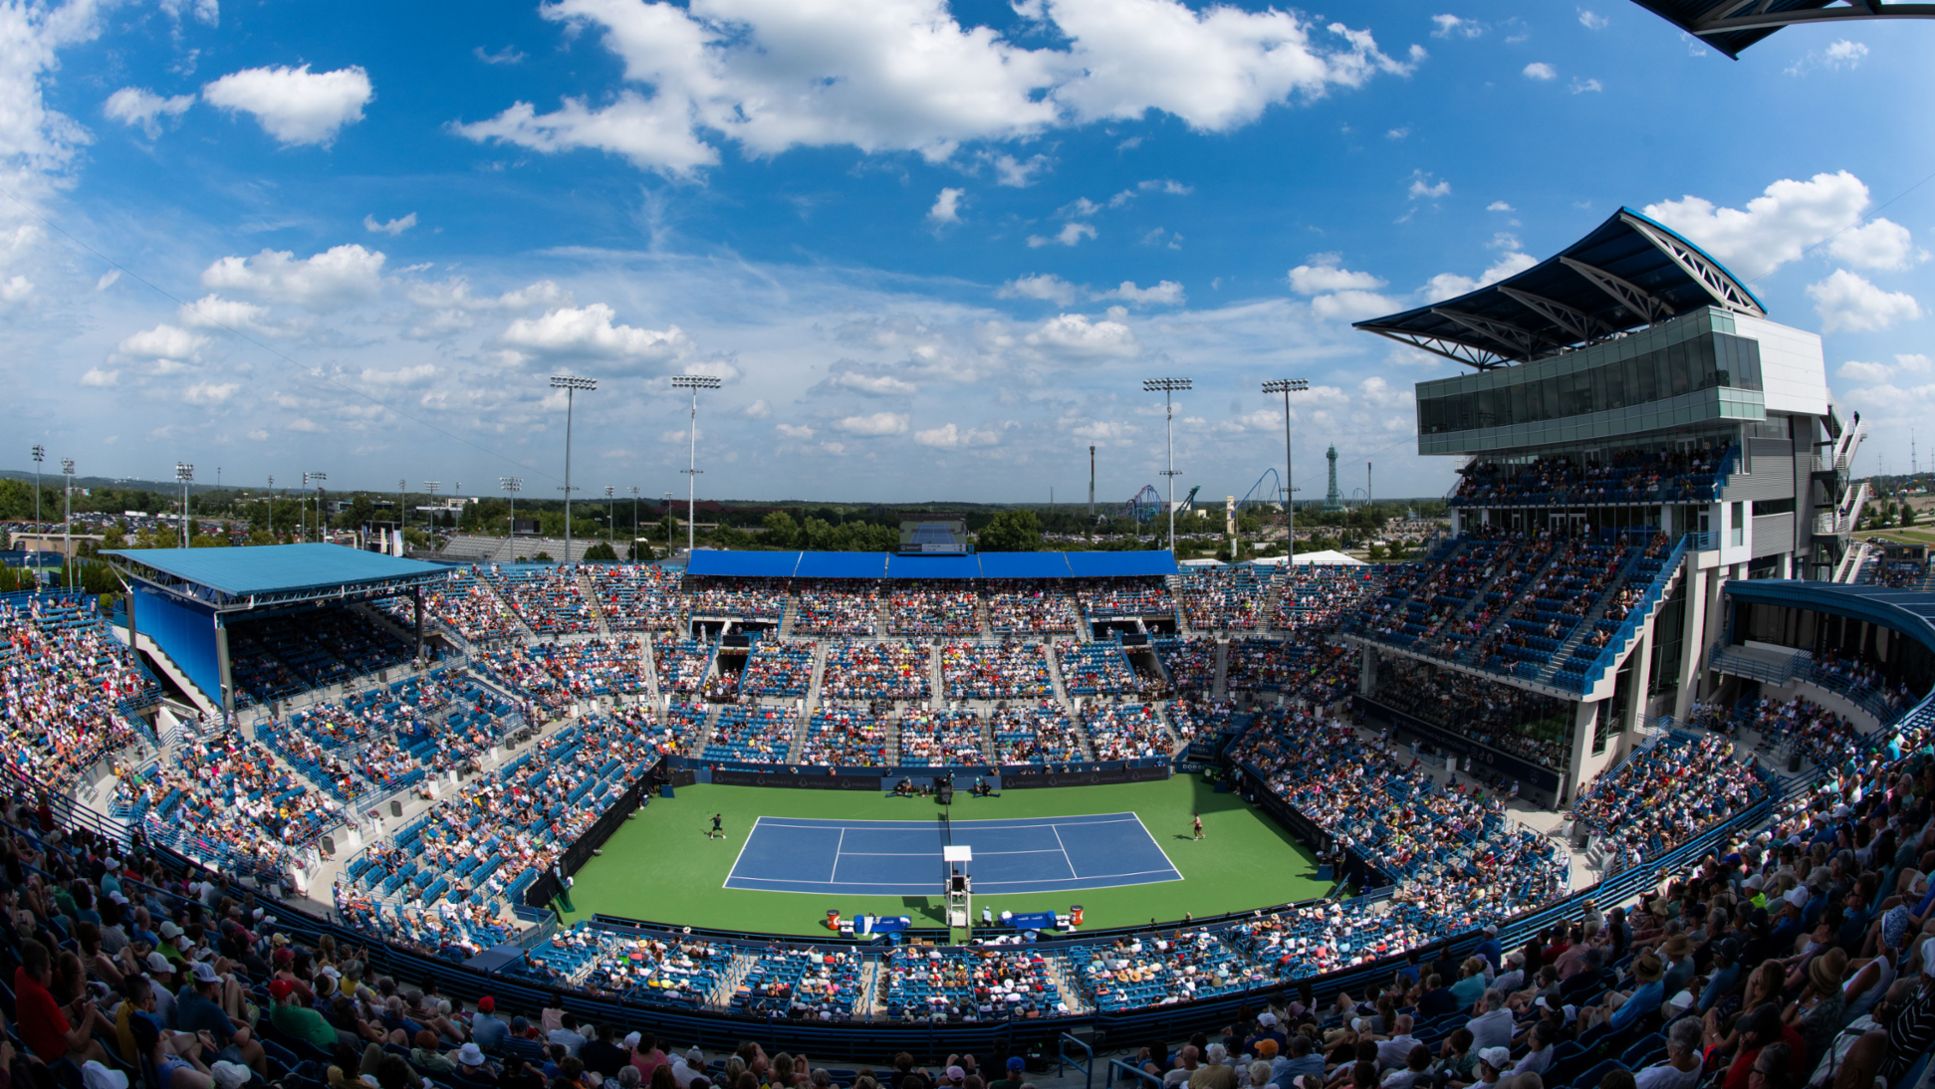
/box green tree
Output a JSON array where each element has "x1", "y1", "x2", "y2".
[
  {"x1": 977, "y1": 509, "x2": 1043, "y2": 552},
  {"x1": 532, "y1": 550, "x2": 554, "y2": 563},
  {"x1": 761, "y1": 510, "x2": 800, "y2": 549},
  {"x1": 583, "y1": 541, "x2": 618, "y2": 561},
  {"x1": 1904, "y1": 504, "x2": 1919, "y2": 527}
]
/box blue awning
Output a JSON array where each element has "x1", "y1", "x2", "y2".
[
  {"x1": 1065, "y1": 550, "x2": 1178, "y2": 578},
  {"x1": 686, "y1": 550, "x2": 800, "y2": 578},
  {"x1": 102, "y1": 543, "x2": 450, "y2": 598},
  {"x1": 795, "y1": 551, "x2": 890, "y2": 579},
  {"x1": 977, "y1": 552, "x2": 1074, "y2": 579},
  {"x1": 884, "y1": 553, "x2": 983, "y2": 580}
]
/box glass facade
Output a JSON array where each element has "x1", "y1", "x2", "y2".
[{"x1": 1418, "y1": 331, "x2": 1763, "y2": 435}]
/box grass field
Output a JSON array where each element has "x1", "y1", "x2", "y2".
[{"x1": 563, "y1": 774, "x2": 1326, "y2": 936}]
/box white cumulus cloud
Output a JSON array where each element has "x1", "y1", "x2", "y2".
[
  {"x1": 928, "y1": 186, "x2": 964, "y2": 225},
  {"x1": 1578, "y1": 9, "x2": 1608, "y2": 30},
  {"x1": 835, "y1": 412, "x2": 910, "y2": 437},
  {"x1": 1523, "y1": 61, "x2": 1556, "y2": 80},
  {"x1": 1106, "y1": 279, "x2": 1185, "y2": 305},
  {"x1": 914, "y1": 422, "x2": 999, "y2": 448},
  {"x1": 202, "y1": 64, "x2": 374, "y2": 146},
  {"x1": 1026, "y1": 312, "x2": 1137, "y2": 356},
  {"x1": 1408, "y1": 171, "x2": 1450, "y2": 200},
  {"x1": 1288, "y1": 255, "x2": 1385, "y2": 294},
  {"x1": 997, "y1": 273, "x2": 1078, "y2": 306},
  {"x1": 1826, "y1": 218, "x2": 1925, "y2": 272},
  {"x1": 1643, "y1": 171, "x2": 1874, "y2": 280},
  {"x1": 1027, "y1": 221, "x2": 1097, "y2": 248},
  {"x1": 500, "y1": 303, "x2": 690, "y2": 370},
  {"x1": 202, "y1": 244, "x2": 386, "y2": 308},
  {"x1": 103, "y1": 87, "x2": 195, "y2": 137},
  {"x1": 363, "y1": 212, "x2": 417, "y2": 236},
  {"x1": 1806, "y1": 269, "x2": 1921, "y2": 333},
  {"x1": 1430, "y1": 14, "x2": 1483, "y2": 38}
]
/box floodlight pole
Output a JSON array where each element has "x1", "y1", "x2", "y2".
[
  {"x1": 61, "y1": 459, "x2": 74, "y2": 589},
  {"x1": 424, "y1": 481, "x2": 440, "y2": 535},
  {"x1": 398, "y1": 479, "x2": 408, "y2": 534},
  {"x1": 1143, "y1": 378, "x2": 1192, "y2": 555},
  {"x1": 551, "y1": 375, "x2": 598, "y2": 564},
  {"x1": 266, "y1": 475, "x2": 274, "y2": 540},
  {"x1": 310, "y1": 472, "x2": 327, "y2": 542},
  {"x1": 605, "y1": 485, "x2": 616, "y2": 546},
  {"x1": 501, "y1": 476, "x2": 522, "y2": 545},
  {"x1": 31, "y1": 444, "x2": 44, "y2": 528},
  {"x1": 175, "y1": 462, "x2": 195, "y2": 547},
  {"x1": 663, "y1": 492, "x2": 672, "y2": 551},
  {"x1": 630, "y1": 485, "x2": 639, "y2": 560},
  {"x1": 1262, "y1": 379, "x2": 1310, "y2": 565},
  {"x1": 671, "y1": 375, "x2": 722, "y2": 557}
]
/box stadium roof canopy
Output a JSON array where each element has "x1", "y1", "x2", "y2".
[
  {"x1": 686, "y1": 549, "x2": 1177, "y2": 580},
  {"x1": 1724, "y1": 580, "x2": 1935, "y2": 656},
  {"x1": 103, "y1": 543, "x2": 452, "y2": 612},
  {"x1": 1629, "y1": 1, "x2": 1935, "y2": 60},
  {"x1": 1355, "y1": 207, "x2": 1765, "y2": 370}
]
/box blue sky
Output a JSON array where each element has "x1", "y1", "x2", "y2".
[{"x1": 2, "y1": 0, "x2": 1932, "y2": 504}]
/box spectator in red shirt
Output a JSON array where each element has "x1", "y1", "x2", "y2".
[{"x1": 14, "y1": 937, "x2": 110, "y2": 1065}]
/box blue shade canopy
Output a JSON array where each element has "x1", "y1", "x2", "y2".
[{"x1": 103, "y1": 543, "x2": 449, "y2": 600}]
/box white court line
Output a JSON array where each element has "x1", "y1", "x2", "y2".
[
  {"x1": 723, "y1": 867, "x2": 1181, "y2": 889},
  {"x1": 838, "y1": 848, "x2": 1067, "y2": 857},
  {"x1": 831, "y1": 826, "x2": 846, "y2": 883},
  {"x1": 722, "y1": 814, "x2": 761, "y2": 887},
  {"x1": 752, "y1": 814, "x2": 1143, "y2": 829},
  {"x1": 1124, "y1": 813, "x2": 1184, "y2": 882},
  {"x1": 1046, "y1": 822, "x2": 1079, "y2": 879}
]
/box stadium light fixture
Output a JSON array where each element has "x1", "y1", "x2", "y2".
[
  {"x1": 1262, "y1": 379, "x2": 1310, "y2": 566},
  {"x1": 397, "y1": 478, "x2": 407, "y2": 534},
  {"x1": 605, "y1": 485, "x2": 616, "y2": 547},
  {"x1": 175, "y1": 462, "x2": 195, "y2": 547},
  {"x1": 30, "y1": 444, "x2": 44, "y2": 528},
  {"x1": 630, "y1": 485, "x2": 639, "y2": 560},
  {"x1": 501, "y1": 476, "x2": 522, "y2": 546},
  {"x1": 309, "y1": 471, "x2": 327, "y2": 542},
  {"x1": 671, "y1": 374, "x2": 723, "y2": 557},
  {"x1": 550, "y1": 374, "x2": 598, "y2": 564},
  {"x1": 1142, "y1": 378, "x2": 1192, "y2": 555},
  {"x1": 61, "y1": 459, "x2": 74, "y2": 589}
]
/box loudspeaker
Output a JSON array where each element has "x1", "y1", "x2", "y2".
[{"x1": 390, "y1": 800, "x2": 403, "y2": 818}]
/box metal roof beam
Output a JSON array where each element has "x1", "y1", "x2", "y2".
[
  {"x1": 1429, "y1": 307, "x2": 1557, "y2": 361},
  {"x1": 1621, "y1": 212, "x2": 1766, "y2": 316},
  {"x1": 1497, "y1": 286, "x2": 1613, "y2": 343},
  {"x1": 1694, "y1": 1, "x2": 1935, "y2": 33},
  {"x1": 1361, "y1": 327, "x2": 1507, "y2": 369},
  {"x1": 1559, "y1": 256, "x2": 1670, "y2": 324}
]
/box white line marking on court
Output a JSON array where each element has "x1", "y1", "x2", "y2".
[
  {"x1": 837, "y1": 848, "x2": 1067, "y2": 857},
  {"x1": 831, "y1": 827, "x2": 846, "y2": 883},
  {"x1": 1047, "y1": 823, "x2": 1078, "y2": 879},
  {"x1": 721, "y1": 867, "x2": 1182, "y2": 892},
  {"x1": 721, "y1": 815, "x2": 761, "y2": 888},
  {"x1": 1131, "y1": 812, "x2": 1184, "y2": 882},
  {"x1": 752, "y1": 813, "x2": 1143, "y2": 829}
]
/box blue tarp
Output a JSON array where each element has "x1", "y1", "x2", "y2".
[
  {"x1": 686, "y1": 550, "x2": 800, "y2": 578},
  {"x1": 104, "y1": 543, "x2": 449, "y2": 598},
  {"x1": 1064, "y1": 550, "x2": 1179, "y2": 578},
  {"x1": 795, "y1": 551, "x2": 890, "y2": 579},
  {"x1": 884, "y1": 553, "x2": 983, "y2": 580},
  {"x1": 976, "y1": 552, "x2": 1074, "y2": 579}
]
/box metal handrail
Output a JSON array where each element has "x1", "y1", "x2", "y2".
[{"x1": 1058, "y1": 1033, "x2": 1096, "y2": 1089}]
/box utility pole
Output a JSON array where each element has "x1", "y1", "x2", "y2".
[
  {"x1": 501, "y1": 476, "x2": 522, "y2": 550},
  {"x1": 605, "y1": 485, "x2": 616, "y2": 547},
  {"x1": 671, "y1": 375, "x2": 723, "y2": 557},
  {"x1": 266, "y1": 475, "x2": 274, "y2": 540},
  {"x1": 550, "y1": 374, "x2": 598, "y2": 563},
  {"x1": 1262, "y1": 379, "x2": 1309, "y2": 565},
  {"x1": 1143, "y1": 378, "x2": 1192, "y2": 555},
  {"x1": 310, "y1": 471, "x2": 327, "y2": 542},
  {"x1": 630, "y1": 485, "x2": 639, "y2": 560},
  {"x1": 1087, "y1": 445, "x2": 1096, "y2": 525}
]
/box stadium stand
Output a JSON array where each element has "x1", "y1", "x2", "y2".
[
  {"x1": 894, "y1": 707, "x2": 990, "y2": 766},
  {"x1": 1080, "y1": 701, "x2": 1173, "y2": 761},
  {"x1": 989, "y1": 701, "x2": 1087, "y2": 764},
  {"x1": 887, "y1": 581, "x2": 981, "y2": 636},
  {"x1": 226, "y1": 608, "x2": 417, "y2": 707},
  {"x1": 650, "y1": 634, "x2": 714, "y2": 696},
  {"x1": 480, "y1": 565, "x2": 597, "y2": 635},
  {"x1": 702, "y1": 703, "x2": 799, "y2": 764},
  {"x1": 821, "y1": 640, "x2": 932, "y2": 701},
  {"x1": 794, "y1": 581, "x2": 882, "y2": 636},
  {"x1": 739, "y1": 637, "x2": 814, "y2": 697},
  {"x1": 1271, "y1": 565, "x2": 1386, "y2": 631},
  {"x1": 1177, "y1": 566, "x2": 1276, "y2": 630},
  {"x1": 415, "y1": 566, "x2": 523, "y2": 642},
  {"x1": 587, "y1": 563, "x2": 684, "y2": 630},
  {"x1": 986, "y1": 581, "x2": 1079, "y2": 634},
  {"x1": 1570, "y1": 729, "x2": 1768, "y2": 874},
  {"x1": 938, "y1": 639, "x2": 1052, "y2": 700},
  {"x1": 801, "y1": 704, "x2": 891, "y2": 766},
  {"x1": 473, "y1": 637, "x2": 648, "y2": 713},
  {"x1": 0, "y1": 592, "x2": 150, "y2": 787},
  {"x1": 1153, "y1": 635, "x2": 1215, "y2": 691},
  {"x1": 1056, "y1": 639, "x2": 1139, "y2": 696}
]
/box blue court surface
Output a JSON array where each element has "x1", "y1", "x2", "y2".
[{"x1": 724, "y1": 812, "x2": 1182, "y2": 895}]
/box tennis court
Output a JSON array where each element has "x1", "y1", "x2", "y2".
[{"x1": 723, "y1": 811, "x2": 1181, "y2": 895}]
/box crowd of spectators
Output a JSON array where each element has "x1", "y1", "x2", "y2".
[
  {"x1": 1178, "y1": 567, "x2": 1277, "y2": 631},
  {"x1": 114, "y1": 731, "x2": 345, "y2": 876},
  {"x1": 794, "y1": 583, "x2": 882, "y2": 636},
  {"x1": 227, "y1": 610, "x2": 416, "y2": 707},
  {"x1": 1154, "y1": 636, "x2": 1215, "y2": 691},
  {"x1": 1372, "y1": 657, "x2": 1573, "y2": 769},
  {"x1": 1, "y1": 593, "x2": 148, "y2": 787},
  {"x1": 416, "y1": 568, "x2": 523, "y2": 643},
  {"x1": 1056, "y1": 641, "x2": 1139, "y2": 697},
  {"x1": 1572, "y1": 731, "x2": 1770, "y2": 874},
  {"x1": 895, "y1": 709, "x2": 989, "y2": 766},
  {"x1": 1081, "y1": 702, "x2": 1174, "y2": 761},
  {"x1": 1452, "y1": 440, "x2": 1734, "y2": 506},
  {"x1": 684, "y1": 577, "x2": 787, "y2": 621},
  {"x1": 821, "y1": 641, "x2": 932, "y2": 702},
  {"x1": 1273, "y1": 566, "x2": 1386, "y2": 632},
  {"x1": 702, "y1": 704, "x2": 800, "y2": 765},
  {"x1": 587, "y1": 564, "x2": 685, "y2": 631},
  {"x1": 880, "y1": 947, "x2": 1065, "y2": 1021},
  {"x1": 986, "y1": 583, "x2": 1078, "y2": 634},
  {"x1": 887, "y1": 584, "x2": 980, "y2": 636},
  {"x1": 939, "y1": 641, "x2": 1052, "y2": 700},
  {"x1": 476, "y1": 638, "x2": 649, "y2": 713},
  {"x1": 1166, "y1": 698, "x2": 1240, "y2": 748},
  {"x1": 990, "y1": 702, "x2": 1088, "y2": 764},
  {"x1": 261, "y1": 671, "x2": 508, "y2": 802},
  {"x1": 650, "y1": 635, "x2": 714, "y2": 697},
  {"x1": 801, "y1": 706, "x2": 891, "y2": 767},
  {"x1": 547, "y1": 923, "x2": 725, "y2": 1009},
  {"x1": 740, "y1": 639, "x2": 814, "y2": 698},
  {"x1": 1076, "y1": 579, "x2": 1177, "y2": 620},
  {"x1": 480, "y1": 567, "x2": 596, "y2": 636}
]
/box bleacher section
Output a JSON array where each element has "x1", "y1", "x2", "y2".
[
  {"x1": 651, "y1": 634, "x2": 714, "y2": 696},
  {"x1": 741, "y1": 637, "x2": 814, "y2": 697},
  {"x1": 475, "y1": 637, "x2": 648, "y2": 713},
  {"x1": 701, "y1": 704, "x2": 799, "y2": 764},
  {"x1": 822, "y1": 640, "x2": 932, "y2": 701},
  {"x1": 986, "y1": 582, "x2": 1078, "y2": 634},
  {"x1": 939, "y1": 640, "x2": 1052, "y2": 700},
  {"x1": 802, "y1": 704, "x2": 892, "y2": 766},
  {"x1": 482, "y1": 565, "x2": 597, "y2": 634},
  {"x1": 1451, "y1": 441, "x2": 1735, "y2": 507},
  {"x1": 990, "y1": 702, "x2": 1087, "y2": 764},
  {"x1": 895, "y1": 708, "x2": 989, "y2": 766},
  {"x1": 887, "y1": 582, "x2": 980, "y2": 636},
  {"x1": 1056, "y1": 639, "x2": 1139, "y2": 696},
  {"x1": 227, "y1": 607, "x2": 416, "y2": 706},
  {"x1": 0, "y1": 592, "x2": 151, "y2": 787},
  {"x1": 588, "y1": 564, "x2": 684, "y2": 630},
  {"x1": 1177, "y1": 566, "x2": 1276, "y2": 630}
]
